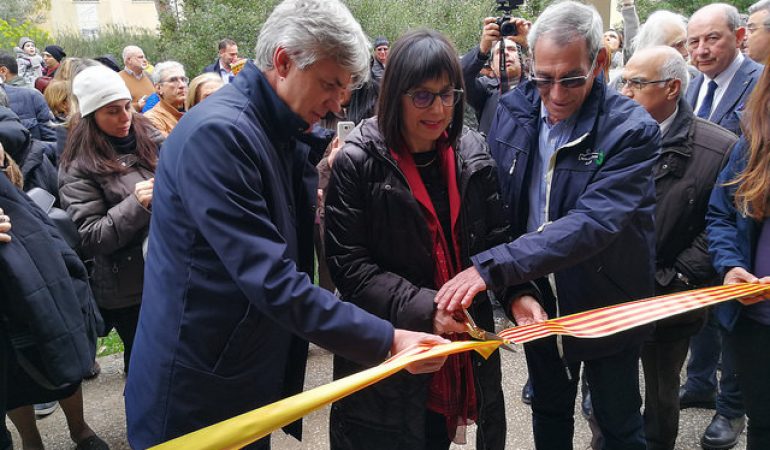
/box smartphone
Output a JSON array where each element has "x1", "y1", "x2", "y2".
[{"x1": 336, "y1": 121, "x2": 355, "y2": 145}]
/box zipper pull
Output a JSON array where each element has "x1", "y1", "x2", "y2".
[{"x1": 508, "y1": 154, "x2": 518, "y2": 175}]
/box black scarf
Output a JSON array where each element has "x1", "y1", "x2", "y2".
[{"x1": 106, "y1": 131, "x2": 137, "y2": 155}]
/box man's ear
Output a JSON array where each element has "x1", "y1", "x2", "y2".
[
  {"x1": 735, "y1": 27, "x2": 747, "y2": 46},
  {"x1": 273, "y1": 48, "x2": 293, "y2": 78},
  {"x1": 595, "y1": 47, "x2": 608, "y2": 76},
  {"x1": 667, "y1": 78, "x2": 682, "y2": 101}
]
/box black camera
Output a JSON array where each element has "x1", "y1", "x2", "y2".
[{"x1": 495, "y1": 0, "x2": 524, "y2": 36}]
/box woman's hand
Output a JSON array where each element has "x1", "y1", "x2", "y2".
[
  {"x1": 724, "y1": 267, "x2": 770, "y2": 285},
  {"x1": 0, "y1": 208, "x2": 11, "y2": 243},
  {"x1": 433, "y1": 308, "x2": 467, "y2": 335},
  {"x1": 134, "y1": 178, "x2": 155, "y2": 208},
  {"x1": 391, "y1": 329, "x2": 450, "y2": 374},
  {"x1": 328, "y1": 137, "x2": 342, "y2": 169}
]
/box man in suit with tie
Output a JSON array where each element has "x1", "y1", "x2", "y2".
[
  {"x1": 685, "y1": 3, "x2": 762, "y2": 136},
  {"x1": 680, "y1": 4, "x2": 763, "y2": 449}
]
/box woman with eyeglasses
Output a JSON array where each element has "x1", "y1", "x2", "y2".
[
  {"x1": 324, "y1": 29, "x2": 509, "y2": 450},
  {"x1": 144, "y1": 61, "x2": 188, "y2": 137},
  {"x1": 706, "y1": 56, "x2": 770, "y2": 450},
  {"x1": 59, "y1": 65, "x2": 163, "y2": 374}
]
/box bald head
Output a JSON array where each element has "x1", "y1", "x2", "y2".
[
  {"x1": 621, "y1": 46, "x2": 687, "y2": 122},
  {"x1": 122, "y1": 45, "x2": 147, "y2": 73}
]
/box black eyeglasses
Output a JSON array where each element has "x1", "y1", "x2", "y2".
[
  {"x1": 618, "y1": 77, "x2": 672, "y2": 91},
  {"x1": 529, "y1": 56, "x2": 598, "y2": 89},
  {"x1": 405, "y1": 89, "x2": 463, "y2": 109}
]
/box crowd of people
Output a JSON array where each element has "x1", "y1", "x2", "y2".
[{"x1": 1, "y1": 0, "x2": 769, "y2": 449}]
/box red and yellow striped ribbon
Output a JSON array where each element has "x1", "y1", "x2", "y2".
[
  {"x1": 499, "y1": 283, "x2": 770, "y2": 343},
  {"x1": 151, "y1": 283, "x2": 770, "y2": 450}
]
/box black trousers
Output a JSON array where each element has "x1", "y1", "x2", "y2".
[
  {"x1": 641, "y1": 337, "x2": 690, "y2": 450},
  {"x1": 727, "y1": 314, "x2": 770, "y2": 450},
  {"x1": 525, "y1": 336, "x2": 646, "y2": 450},
  {"x1": 100, "y1": 304, "x2": 141, "y2": 373}
]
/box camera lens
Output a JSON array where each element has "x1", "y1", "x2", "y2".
[{"x1": 500, "y1": 21, "x2": 517, "y2": 36}]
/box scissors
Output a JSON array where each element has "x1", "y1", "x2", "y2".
[{"x1": 462, "y1": 309, "x2": 515, "y2": 352}]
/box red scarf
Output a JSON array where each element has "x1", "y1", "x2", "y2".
[{"x1": 390, "y1": 137, "x2": 477, "y2": 442}]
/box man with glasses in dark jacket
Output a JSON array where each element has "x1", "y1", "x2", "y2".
[
  {"x1": 621, "y1": 45, "x2": 738, "y2": 450},
  {"x1": 436, "y1": 2, "x2": 660, "y2": 448}
]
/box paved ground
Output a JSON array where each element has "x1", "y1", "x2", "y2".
[{"x1": 6, "y1": 313, "x2": 746, "y2": 450}]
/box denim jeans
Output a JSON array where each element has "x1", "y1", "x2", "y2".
[
  {"x1": 524, "y1": 336, "x2": 646, "y2": 450},
  {"x1": 684, "y1": 311, "x2": 745, "y2": 418}
]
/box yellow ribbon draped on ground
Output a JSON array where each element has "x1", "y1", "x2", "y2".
[{"x1": 151, "y1": 283, "x2": 770, "y2": 450}]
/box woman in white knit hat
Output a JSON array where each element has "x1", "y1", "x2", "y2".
[{"x1": 58, "y1": 65, "x2": 164, "y2": 375}]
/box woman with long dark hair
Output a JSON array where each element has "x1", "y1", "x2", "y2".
[
  {"x1": 706, "y1": 55, "x2": 770, "y2": 450},
  {"x1": 59, "y1": 65, "x2": 163, "y2": 373},
  {"x1": 324, "y1": 29, "x2": 508, "y2": 449}
]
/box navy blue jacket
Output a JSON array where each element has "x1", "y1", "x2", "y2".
[
  {"x1": 0, "y1": 174, "x2": 100, "y2": 390},
  {"x1": 2, "y1": 84, "x2": 56, "y2": 142},
  {"x1": 685, "y1": 57, "x2": 763, "y2": 136},
  {"x1": 472, "y1": 78, "x2": 659, "y2": 361},
  {"x1": 706, "y1": 138, "x2": 760, "y2": 331},
  {"x1": 125, "y1": 62, "x2": 394, "y2": 449}
]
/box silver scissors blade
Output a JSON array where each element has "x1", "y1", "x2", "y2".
[{"x1": 462, "y1": 309, "x2": 515, "y2": 352}]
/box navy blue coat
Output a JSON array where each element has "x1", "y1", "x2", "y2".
[
  {"x1": 125, "y1": 62, "x2": 394, "y2": 449},
  {"x1": 706, "y1": 138, "x2": 760, "y2": 331},
  {"x1": 685, "y1": 57, "x2": 763, "y2": 136},
  {"x1": 2, "y1": 84, "x2": 56, "y2": 142},
  {"x1": 472, "y1": 78, "x2": 660, "y2": 362}
]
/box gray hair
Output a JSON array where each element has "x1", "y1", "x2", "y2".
[
  {"x1": 254, "y1": 0, "x2": 371, "y2": 86},
  {"x1": 634, "y1": 10, "x2": 688, "y2": 51},
  {"x1": 691, "y1": 3, "x2": 741, "y2": 32},
  {"x1": 655, "y1": 47, "x2": 690, "y2": 98},
  {"x1": 749, "y1": 0, "x2": 770, "y2": 28},
  {"x1": 528, "y1": 0, "x2": 604, "y2": 64},
  {"x1": 121, "y1": 45, "x2": 143, "y2": 64},
  {"x1": 151, "y1": 61, "x2": 185, "y2": 85}
]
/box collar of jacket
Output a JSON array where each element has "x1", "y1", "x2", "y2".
[
  {"x1": 498, "y1": 75, "x2": 606, "y2": 150},
  {"x1": 660, "y1": 97, "x2": 695, "y2": 153},
  {"x1": 233, "y1": 62, "x2": 309, "y2": 144}
]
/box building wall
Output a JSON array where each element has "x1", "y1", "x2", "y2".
[{"x1": 41, "y1": 0, "x2": 159, "y2": 37}]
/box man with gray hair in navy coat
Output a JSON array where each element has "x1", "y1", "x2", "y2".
[{"x1": 125, "y1": 1, "x2": 447, "y2": 449}]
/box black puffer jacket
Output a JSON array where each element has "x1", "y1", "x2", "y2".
[
  {"x1": 652, "y1": 99, "x2": 737, "y2": 341},
  {"x1": 324, "y1": 118, "x2": 510, "y2": 449}
]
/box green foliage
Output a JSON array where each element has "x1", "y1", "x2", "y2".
[
  {"x1": 97, "y1": 330, "x2": 124, "y2": 357},
  {"x1": 0, "y1": 0, "x2": 50, "y2": 24},
  {"x1": 634, "y1": 0, "x2": 754, "y2": 23},
  {"x1": 54, "y1": 25, "x2": 160, "y2": 63},
  {"x1": 0, "y1": 18, "x2": 50, "y2": 54}
]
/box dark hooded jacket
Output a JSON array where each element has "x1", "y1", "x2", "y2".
[{"x1": 0, "y1": 106, "x2": 58, "y2": 198}]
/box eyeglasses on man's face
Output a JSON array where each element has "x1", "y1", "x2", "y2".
[
  {"x1": 618, "y1": 77, "x2": 672, "y2": 91},
  {"x1": 529, "y1": 55, "x2": 598, "y2": 89},
  {"x1": 405, "y1": 89, "x2": 464, "y2": 109},
  {"x1": 162, "y1": 76, "x2": 189, "y2": 85}
]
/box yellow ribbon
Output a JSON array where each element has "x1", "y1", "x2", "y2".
[{"x1": 151, "y1": 340, "x2": 501, "y2": 450}]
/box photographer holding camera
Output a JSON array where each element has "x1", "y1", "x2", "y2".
[{"x1": 460, "y1": 15, "x2": 530, "y2": 134}]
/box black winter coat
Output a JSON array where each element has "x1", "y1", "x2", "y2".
[
  {"x1": 324, "y1": 118, "x2": 509, "y2": 449},
  {"x1": 652, "y1": 99, "x2": 737, "y2": 341}
]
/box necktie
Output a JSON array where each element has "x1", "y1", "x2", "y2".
[{"x1": 697, "y1": 80, "x2": 718, "y2": 120}]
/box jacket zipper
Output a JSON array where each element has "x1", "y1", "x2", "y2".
[{"x1": 541, "y1": 131, "x2": 590, "y2": 381}]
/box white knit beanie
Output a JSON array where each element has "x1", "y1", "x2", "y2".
[{"x1": 73, "y1": 65, "x2": 132, "y2": 117}]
